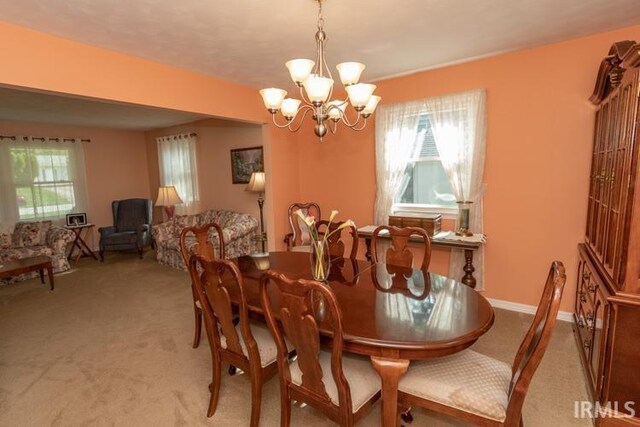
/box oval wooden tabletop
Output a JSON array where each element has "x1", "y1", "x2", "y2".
[{"x1": 234, "y1": 251, "x2": 495, "y2": 360}]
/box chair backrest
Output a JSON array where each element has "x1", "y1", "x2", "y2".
[
  {"x1": 189, "y1": 255, "x2": 260, "y2": 365},
  {"x1": 112, "y1": 198, "x2": 152, "y2": 232},
  {"x1": 316, "y1": 220, "x2": 359, "y2": 260},
  {"x1": 371, "y1": 225, "x2": 431, "y2": 271},
  {"x1": 260, "y1": 271, "x2": 353, "y2": 414},
  {"x1": 505, "y1": 261, "x2": 566, "y2": 422},
  {"x1": 179, "y1": 223, "x2": 225, "y2": 267},
  {"x1": 288, "y1": 202, "x2": 321, "y2": 247}
]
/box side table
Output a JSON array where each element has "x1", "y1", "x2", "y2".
[{"x1": 66, "y1": 223, "x2": 98, "y2": 265}]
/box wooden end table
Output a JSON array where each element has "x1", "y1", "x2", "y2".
[
  {"x1": 66, "y1": 223, "x2": 98, "y2": 265},
  {"x1": 0, "y1": 256, "x2": 54, "y2": 290}
]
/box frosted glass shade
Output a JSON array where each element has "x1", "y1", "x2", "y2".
[
  {"x1": 280, "y1": 98, "x2": 302, "y2": 118},
  {"x1": 155, "y1": 186, "x2": 183, "y2": 206},
  {"x1": 336, "y1": 62, "x2": 365, "y2": 86},
  {"x1": 286, "y1": 59, "x2": 315, "y2": 84},
  {"x1": 259, "y1": 88, "x2": 287, "y2": 111},
  {"x1": 246, "y1": 172, "x2": 266, "y2": 193},
  {"x1": 346, "y1": 83, "x2": 376, "y2": 108},
  {"x1": 302, "y1": 75, "x2": 334, "y2": 103},
  {"x1": 326, "y1": 100, "x2": 347, "y2": 120},
  {"x1": 362, "y1": 95, "x2": 381, "y2": 115}
]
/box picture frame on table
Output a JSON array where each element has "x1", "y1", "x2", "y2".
[
  {"x1": 66, "y1": 213, "x2": 87, "y2": 227},
  {"x1": 230, "y1": 146, "x2": 264, "y2": 184}
]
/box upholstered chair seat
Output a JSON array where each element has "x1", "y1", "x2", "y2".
[
  {"x1": 220, "y1": 322, "x2": 281, "y2": 368},
  {"x1": 290, "y1": 352, "x2": 381, "y2": 412},
  {"x1": 399, "y1": 350, "x2": 512, "y2": 421}
]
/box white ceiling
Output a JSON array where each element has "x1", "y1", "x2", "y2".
[
  {"x1": 0, "y1": 0, "x2": 638, "y2": 129},
  {"x1": 0, "y1": 0, "x2": 639, "y2": 90}
]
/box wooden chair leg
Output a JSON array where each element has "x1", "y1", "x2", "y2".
[
  {"x1": 207, "y1": 351, "x2": 222, "y2": 417},
  {"x1": 249, "y1": 371, "x2": 262, "y2": 427},
  {"x1": 280, "y1": 392, "x2": 291, "y2": 427},
  {"x1": 193, "y1": 306, "x2": 202, "y2": 348}
]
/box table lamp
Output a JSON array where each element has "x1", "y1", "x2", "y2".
[
  {"x1": 246, "y1": 172, "x2": 267, "y2": 255},
  {"x1": 155, "y1": 186, "x2": 183, "y2": 219}
]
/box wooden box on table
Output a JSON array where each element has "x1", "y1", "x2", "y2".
[{"x1": 388, "y1": 213, "x2": 442, "y2": 237}]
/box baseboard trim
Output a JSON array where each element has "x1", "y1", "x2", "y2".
[{"x1": 487, "y1": 298, "x2": 573, "y2": 322}]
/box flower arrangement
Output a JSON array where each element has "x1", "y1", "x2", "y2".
[{"x1": 295, "y1": 209, "x2": 355, "y2": 281}]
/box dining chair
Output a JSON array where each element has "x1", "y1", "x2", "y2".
[
  {"x1": 285, "y1": 202, "x2": 321, "y2": 252},
  {"x1": 180, "y1": 223, "x2": 225, "y2": 349},
  {"x1": 371, "y1": 225, "x2": 431, "y2": 270},
  {"x1": 316, "y1": 219, "x2": 359, "y2": 260},
  {"x1": 260, "y1": 271, "x2": 381, "y2": 426},
  {"x1": 189, "y1": 255, "x2": 280, "y2": 426},
  {"x1": 370, "y1": 263, "x2": 431, "y2": 300},
  {"x1": 397, "y1": 261, "x2": 566, "y2": 426}
]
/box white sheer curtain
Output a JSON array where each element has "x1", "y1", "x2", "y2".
[
  {"x1": 157, "y1": 134, "x2": 200, "y2": 215},
  {"x1": 0, "y1": 135, "x2": 89, "y2": 230},
  {"x1": 374, "y1": 101, "x2": 424, "y2": 225},
  {"x1": 425, "y1": 89, "x2": 487, "y2": 289}
]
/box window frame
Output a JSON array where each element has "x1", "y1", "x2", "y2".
[{"x1": 391, "y1": 113, "x2": 457, "y2": 218}]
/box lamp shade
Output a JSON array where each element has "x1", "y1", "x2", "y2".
[
  {"x1": 155, "y1": 186, "x2": 183, "y2": 206},
  {"x1": 246, "y1": 172, "x2": 266, "y2": 193}
]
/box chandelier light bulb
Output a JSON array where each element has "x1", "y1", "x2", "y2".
[
  {"x1": 302, "y1": 75, "x2": 334, "y2": 104},
  {"x1": 259, "y1": 88, "x2": 287, "y2": 112},
  {"x1": 362, "y1": 95, "x2": 382, "y2": 116},
  {"x1": 280, "y1": 98, "x2": 302, "y2": 119},
  {"x1": 346, "y1": 83, "x2": 376, "y2": 110},
  {"x1": 336, "y1": 62, "x2": 366, "y2": 86},
  {"x1": 327, "y1": 100, "x2": 347, "y2": 121},
  {"x1": 286, "y1": 59, "x2": 315, "y2": 85}
]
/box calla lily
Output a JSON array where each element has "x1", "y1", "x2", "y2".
[{"x1": 328, "y1": 210, "x2": 339, "y2": 223}]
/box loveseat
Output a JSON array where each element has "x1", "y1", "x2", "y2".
[
  {"x1": 152, "y1": 209, "x2": 259, "y2": 270},
  {"x1": 0, "y1": 221, "x2": 75, "y2": 283}
]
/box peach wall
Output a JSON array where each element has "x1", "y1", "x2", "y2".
[
  {"x1": 144, "y1": 119, "x2": 264, "y2": 223},
  {"x1": 0, "y1": 21, "x2": 265, "y2": 123},
  {"x1": 293, "y1": 24, "x2": 640, "y2": 312},
  {"x1": 0, "y1": 20, "x2": 302, "y2": 252},
  {"x1": 0, "y1": 119, "x2": 150, "y2": 246}
]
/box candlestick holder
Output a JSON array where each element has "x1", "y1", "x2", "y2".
[{"x1": 456, "y1": 201, "x2": 474, "y2": 237}]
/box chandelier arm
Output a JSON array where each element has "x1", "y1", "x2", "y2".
[
  {"x1": 298, "y1": 85, "x2": 313, "y2": 106},
  {"x1": 269, "y1": 114, "x2": 296, "y2": 129},
  {"x1": 286, "y1": 106, "x2": 315, "y2": 133},
  {"x1": 329, "y1": 119, "x2": 339, "y2": 134},
  {"x1": 350, "y1": 117, "x2": 369, "y2": 131},
  {"x1": 337, "y1": 109, "x2": 363, "y2": 128}
]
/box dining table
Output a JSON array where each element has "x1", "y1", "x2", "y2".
[{"x1": 230, "y1": 251, "x2": 495, "y2": 426}]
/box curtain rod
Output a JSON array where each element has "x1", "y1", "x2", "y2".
[
  {"x1": 160, "y1": 132, "x2": 197, "y2": 140},
  {"x1": 0, "y1": 135, "x2": 91, "y2": 143}
]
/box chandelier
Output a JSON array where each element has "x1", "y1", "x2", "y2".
[{"x1": 259, "y1": 0, "x2": 381, "y2": 142}]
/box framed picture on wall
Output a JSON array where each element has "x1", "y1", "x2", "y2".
[{"x1": 230, "y1": 146, "x2": 264, "y2": 184}]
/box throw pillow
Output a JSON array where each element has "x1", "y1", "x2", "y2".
[{"x1": 12, "y1": 221, "x2": 51, "y2": 247}]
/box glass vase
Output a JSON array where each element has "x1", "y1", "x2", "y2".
[
  {"x1": 455, "y1": 200, "x2": 473, "y2": 237},
  {"x1": 310, "y1": 239, "x2": 331, "y2": 281}
]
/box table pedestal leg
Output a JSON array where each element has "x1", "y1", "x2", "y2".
[
  {"x1": 364, "y1": 237, "x2": 372, "y2": 262},
  {"x1": 462, "y1": 249, "x2": 476, "y2": 288},
  {"x1": 371, "y1": 356, "x2": 409, "y2": 427}
]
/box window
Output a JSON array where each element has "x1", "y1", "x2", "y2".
[
  {"x1": 394, "y1": 115, "x2": 457, "y2": 213},
  {"x1": 157, "y1": 133, "x2": 200, "y2": 214},
  {"x1": 0, "y1": 137, "x2": 89, "y2": 224}
]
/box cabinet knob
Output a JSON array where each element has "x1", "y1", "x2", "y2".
[
  {"x1": 580, "y1": 292, "x2": 587, "y2": 303},
  {"x1": 578, "y1": 318, "x2": 585, "y2": 328},
  {"x1": 587, "y1": 283, "x2": 596, "y2": 292}
]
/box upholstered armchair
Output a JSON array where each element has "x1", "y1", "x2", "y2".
[{"x1": 98, "y1": 199, "x2": 153, "y2": 260}]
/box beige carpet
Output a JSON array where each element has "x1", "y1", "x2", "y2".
[{"x1": 0, "y1": 252, "x2": 590, "y2": 426}]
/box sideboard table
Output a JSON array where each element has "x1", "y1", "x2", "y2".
[{"x1": 357, "y1": 225, "x2": 483, "y2": 288}]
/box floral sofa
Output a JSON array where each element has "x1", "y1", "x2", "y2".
[
  {"x1": 0, "y1": 221, "x2": 75, "y2": 284},
  {"x1": 152, "y1": 209, "x2": 259, "y2": 270}
]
